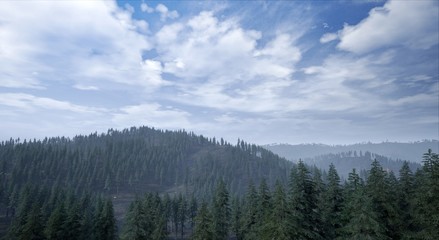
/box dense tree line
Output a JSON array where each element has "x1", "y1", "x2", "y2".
[
  {"x1": 121, "y1": 150, "x2": 438, "y2": 239},
  {"x1": 306, "y1": 151, "x2": 421, "y2": 179},
  {"x1": 0, "y1": 127, "x2": 437, "y2": 239},
  {"x1": 0, "y1": 127, "x2": 291, "y2": 236},
  {"x1": 3, "y1": 185, "x2": 116, "y2": 240},
  {"x1": 0, "y1": 127, "x2": 291, "y2": 200}
]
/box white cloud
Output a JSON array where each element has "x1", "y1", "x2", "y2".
[
  {"x1": 0, "y1": 93, "x2": 103, "y2": 113},
  {"x1": 73, "y1": 84, "x2": 99, "y2": 91},
  {"x1": 140, "y1": 3, "x2": 154, "y2": 13},
  {"x1": 0, "y1": 1, "x2": 152, "y2": 90},
  {"x1": 156, "y1": 4, "x2": 179, "y2": 21},
  {"x1": 336, "y1": 0, "x2": 439, "y2": 54},
  {"x1": 320, "y1": 33, "x2": 338, "y2": 43},
  {"x1": 140, "y1": 60, "x2": 170, "y2": 88},
  {"x1": 156, "y1": 11, "x2": 300, "y2": 81}
]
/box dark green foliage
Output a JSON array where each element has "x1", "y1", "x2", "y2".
[
  {"x1": 20, "y1": 203, "x2": 45, "y2": 240},
  {"x1": 192, "y1": 202, "x2": 213, "y2": 240},
  {"x1": 240, "y1": 182, "x2": 258, "y2": 240},
  {"x1": 0, "y1": 127, "x2": 292, "y2": 203},
  {"x1": 366, "y1": 159, "x2": 399, "y2": 239},
  {"x1": 0, "y1": 127, "x2": 292, "y2": 238},
  {"x1": 44, "y1": 203, "x2": 67, "y2": 240},
  {"x1": 341, "y1": 187, "x2": 388, "y2": 240},
  {"x1": 321, "y1": 163, "x2": 343, "y2": 239},
  {"x1": 121, "y1": 193, "x2": 169, "y2": 240},
  {"x1": 94, "y1": 198, "x2": 117, "y2": 240},
  {"x1": 260, "y1": 180, "x2": 290, "y2": 240},
  {"x1": 412, "y1": 149, "x2": 439, "y2": 239},
  {"x1": 121, "y1": 198, "x2": 149, "y2": 240},
  {"x1": 289, "y1": 161, "x2": 323, "y2": 240},
  {"x1": 212, "y1": 180, "x2": 230, "y2": 240},
  {"x1": 0, "y1": 127, "x2": 437, "y2": 240},
  {"x1": 230, "y1": 197, "x2": 243, "y2": 240}
]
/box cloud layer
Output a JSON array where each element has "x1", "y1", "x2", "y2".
[{"x1": 0, "y1": 0, "x2": 437, "y2": 144}]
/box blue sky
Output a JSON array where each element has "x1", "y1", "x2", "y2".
[{"x1": 0, "y1": 0, "x2": 437, "y2": 145}]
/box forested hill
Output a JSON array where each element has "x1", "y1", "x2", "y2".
[
  {"x1": 303, "y1": 151, "x2": 421, "y2": 179},
  {"x1": 0, "y1": 127, "x2": 438, "y2": 239},
  {"x1": 264, "y1": 140, "x2": 439, "y2": 163},
  {"x1": 0, "y1": 127, "x2": 291, "y2": 221}
]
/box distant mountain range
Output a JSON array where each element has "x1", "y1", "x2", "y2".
[
  {"x1": 263, "y1": 140, "x2": 438, "y2": 163},
  {"x1": 263, "y1": 141, "x2": 437, "y2": 179}
]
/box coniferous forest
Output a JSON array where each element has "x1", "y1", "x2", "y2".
[{"x1": 0, "y1": 126, "x2": 438, "y2": 239}]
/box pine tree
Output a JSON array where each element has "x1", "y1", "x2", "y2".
[
  {"x1": 366, "y1": 159, "x2": 398, "y2": 239},
  {"x1": 177, "y1": 194, "x2": 187, "y2": 239},
  {"x1": 289, "y1": 161, "x2": 323, "y2": 240},
  {"x1": 413, "y1": 149, "x2": 439, "y2": 239},
  {"x1": 121, "y1": 198, "x2": 149, "y2": 240},
  {"x1": 322, "y1": 163, "x2": 343, "y2": 239},
  {"x1": 19, "y1": 202, "x2": 45, "y2": 240},
  {"x1": 99, "y1": 199, "x2": 117, "y2": 240},
  {"x1": 261, "y1": 180, "x2": 291, "y2": 240},
  {"x1": 340, "y1": 168, "x2": 388, "y2": 239},
  {"x1": 255, "y1": 178, "x2": 271, "y2": 233},
  {"x1": 152, "y1": 214, "x2": 167, "y2": 240},
  {"x1": 45, "y1": 202, "x2": 67, "y2": 240},
  {"x1": 341, "y1": 188, "x2": 388, "y2": 240},
  {"x1": 192, "y1": 201, "x2": 213, "y2": 240},
  {"x1": 398, "y1": 161, "x2": 415, "y2": 238},
  {"x1": 230, "y1": 196, "x2": 243, "y2": 240},
  {"x1": 63, "y1": 202, "x2": 82, "y2": 240},
  {"x1": 212, "y1": 180, "x2": 230, "y2": 240},
  {"x1": 241, "y1": 181, "x2": 258, "y2": 240}
]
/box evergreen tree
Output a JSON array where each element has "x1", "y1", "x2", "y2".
[
  {"x1": 121, "y1": 198, "x2": 149, "y2": 240},
  {"x1": 45, "y1": 202, "x2": 67, "y2": 240},
  {"x1": 398, "y1": 161, "x2": 416, "y2": 239},
  {"x1": 255, "y1": 178, "x2": 271, "y2": 234},
  {"x1": 192, "y1": 202, "x2": 213, "y2": 240},
  {"x1": 177, "y1": 194, "x2": 187, "y2": 239},
  {"x1": 289, "y1": 161, "x2": 323, "y2": 240},
  {"x1": 261, "y1": 180, "x2": 290, "y2": 240},
  {"x1": 19, "y1": 203, "x2": 45, "y2": 240},
  {"x1": 341, "y1": 188, "x2": 388, "y2": 240},
  {"x1": 97, "y1": 199, "x2": 117, "y2": 240},
  {"x1": 63, "y1": 203, "x2": 82, "y2": 240},
  {"x1": 152, "y1": 214, "x2": 167, "y2": 240},
  {"x1": 322, "y1": 163, "x2": 343, "y2": 239},
  {"x1": 366, "y1": 159, "x2": 398, "y2": 239},
  {"x1": 230, "y1": 196, "x2": 243, "y2": 240},
  {"x1": 241, "y1": 182, "x2": 258, "y2": 240},
  {"x1": 413, "y1": 149, "x2": 439, "y2": 239},
  {"x1": 212, "y1": 180, "x2": 230, "y2": 240}
]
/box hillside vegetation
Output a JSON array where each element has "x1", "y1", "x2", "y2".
[{"x1": 0, "y1": 127, "x2": 437, "y2": 239}]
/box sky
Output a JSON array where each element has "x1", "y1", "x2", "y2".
[{"x1": 0, "y1": 0, "x2": 438, "y2": 145}]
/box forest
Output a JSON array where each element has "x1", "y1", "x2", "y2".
[{"x1": 0, "y1": 127, "x2": 438, "y2": 239}]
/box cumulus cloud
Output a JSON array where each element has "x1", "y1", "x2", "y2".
[
  {"x1": 151, "y1": 11, "x2": 305, "y2": 114},
  {"x1": 0, "y1": 1, "x2": 152, "y2": 90},
  {"x1": 336, "y1": 0, "x2": 439, "y2": 54},
  {"x1": 140, "y1": 3, "x2": 154, "y2": 13},
  {"x1": 156, "y1": 4, "x2": 179, "y2": 21},
  {"x1": 156, "y1": 11, "x2": 300, "y2": 81},
  {"x1": 320, "y1": 33, "x2": 338, "y2": 43}
]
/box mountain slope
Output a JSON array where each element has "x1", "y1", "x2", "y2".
[
  {"x1": 303, "y1": 151, "x2": 421, "y2": 179},
  {"x1": 0, "y1": 126, "x2": 292, "y2": 224},
  {"x1": 264, "y1": 140, "x2": 438, "y2": 163}
]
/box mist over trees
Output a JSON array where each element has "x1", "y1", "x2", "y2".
[{"x1": 0, "y1": 127, "x2": 437, "y2": 239}]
